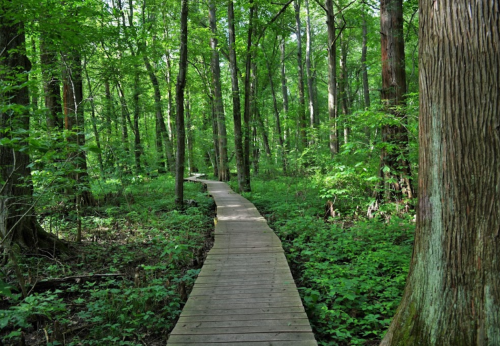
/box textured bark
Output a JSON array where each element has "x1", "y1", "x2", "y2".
[
  {"x1": 379, "y1": 0, "x2": 413, "y2": 201},
  {"x1": 209, "y1": 0, "x2": 229, "y2": 181},
  {"x1": 381, "y1": 2, "x2": 500, "y2": 345},
  {"x1": 174, "y1": 0, "x2": 188, "y2": 207},
  {"x1": 0, "y1": 11, "x2": 65, "y2": 251},
  {"x1": 293, "y1": 0, "x2": 307, "y2": 148},
  {"x1": 325, "y1": 0, "x2": 338, "y2": 156},
  {"x1": 228, "y1": 0, "x2": 246, "y2": 192},
  {"x1": 210, "y1": 98, "x2": 220, "y2": 178}
]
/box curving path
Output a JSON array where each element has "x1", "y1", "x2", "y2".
[{"x1": 167, "y1": 176, "x2": 317, "y2": 346}]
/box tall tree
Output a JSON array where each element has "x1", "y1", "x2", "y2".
[
  {"x1": 0, "y1": 2, "x2": 64, "y2": 251},
  {"x1": 208, "y1": 0, "x2": 229, "y2": 181},
  {"x1": 304, "y1": 0, "x2": 316, "y2": 128},
  {"x1": 378, "y1": 0, "x2": 413, "y2": 201},
  {"x1": 325, "y1": 0, "x2": 338, "y2": 156},
  {"x1": 381, "y1": 1, "x2": 500, "y2": 344},
  {"x1": 174, "y1": 0, "x2": 188, "y2": 207},
  {"x1": 227, "y1": 0, "x2": 246, "y2": 192},
  {"x1": 293, "y1": 0, "x2": 307, "y2": 148}
]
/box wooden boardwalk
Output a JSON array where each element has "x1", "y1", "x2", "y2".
[{"x1": 167, "y1": 177, "x2": 317, "y2": 346}]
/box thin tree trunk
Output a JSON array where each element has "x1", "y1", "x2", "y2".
[
  {"x1": 186, "y1": 93, "x2": 196, "y2": 174},
  {"x1": 242, "y1": 0, "x2": 255, "y2": 192},
  {"x1": 165, "y1": 52, "x2": 174, "y2": 142},
  {"x1": 40, "y1": 36, "x2": 63, "y2": 130},
  {"x1": 209, "y1": 0, "x2": 229, "y2": 181},
  {"x1": 381, "y1": 2, "x2": 500, "y2": 344},
  {"x1": 174, "y1": 0, "x2": 188, "y2": 207},
  {"x1": 340, "y1": 32, "x2": 350, "y2": 144},
  {"x1": 132, "y1": 70, "x2": 142, "y2": 173},
  {"x1": 294, "y1": 0, "x2": 307, "y2": 148},
  {"x1": 326, "y1": 0, "x2": 338, "y2": 156},
  {"x1": 228, "y1": 0, "x2": 245, "y2": 192},
  {"x1": 143, "y1": 54, "x2": 174, "y2": 173},
  {"x1": 62, "y1": 52, "x2": 94, "y2": 207},
  {"x1": 83, "y1": 64, "x2": 105, "y2": 177},
  {"x1": 265, "y1": 54, "x2": 287, "y2": 174},
  {"x1": 116, "y1": 81, "x2": 130, "y2": 162},
  {"x1": 305, "y1": 0, "x2": 316, "y2": 128},
  {"x1": 361, "y1": 8, "x2": 370, "y2": 109},
  {"x1": 255, "y1": 110, "x2": 271, "y2": 157},
  {"x1": 210, "y1": 97, "x2": 219, "y2": 177},
  {"x1": 280, "y1": 38, "x2": 290, "y2": 148}
]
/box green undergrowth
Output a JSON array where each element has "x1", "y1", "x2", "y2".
[
  {"x1": 242, "y1": 176, "x2": 414, "y2": 346},
  {"x1": 1, "y1": 175, "x2": 214, "y2": 346}
]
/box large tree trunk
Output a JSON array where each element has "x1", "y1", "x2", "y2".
[
  {"x1": 325, "y1": 0, "x2": 338, "y2": 156},
  {"x1": 174, "y1": 0, "x2": 188, "y2": 207},
  {"x1": 381, "y1": 2, "x2": 500, "y2": 345},
  {"x1": 379, "y1": 0, "x2": 413, "y2": 201},
  {"x1": 293, "y1": 0, "x2": 307, "y2": 148},
  {"x1": 0, "y1": 9, "x2": 65, "y2": 252},
  {"x1": 228, "y1": 0, "x2": 246, "y2": 192},
  {"x1": 209, "y1": 0, "x2": 229, "y2": 181}
]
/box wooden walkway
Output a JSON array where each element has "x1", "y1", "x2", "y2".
[{"x1": 167, "y1": 176, "x2": 317, "y2": 346}]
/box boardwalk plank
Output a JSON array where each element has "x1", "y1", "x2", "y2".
[{"x1": 168, "y1": 177, "x2": 316, "y2": 346}]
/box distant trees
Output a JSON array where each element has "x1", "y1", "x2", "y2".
[{"x1": 381, "y1": 1, "x2": 499, "y2": 344}]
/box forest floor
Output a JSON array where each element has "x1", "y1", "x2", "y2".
[
  {"x1": 1, "y1": 177, "x2": 215, "y2": 345},
  {"x1": 2, "y1": 173, "x2": 415, "y2": 346}
]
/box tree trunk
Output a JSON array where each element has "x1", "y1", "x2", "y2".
[
  {"x1": 280, "y1": 38, "x2": 290, "y2": 149},
  {"x1": 265, "y1": 54, "x2": 287, "y2": 175},
  {"x1": 305, "y1": 0, "x2": 316, "y2": 129},
  {"x1": 40, "y1": 35, "x2": 63, "y2": 130},
  {"x1": 116, "y1": 81, "x2": 131, "y2": 165},
  {"x1": 210, "y1": 98, "x2": 220, "y2": 178},
  {"x1": 174, "y1": 0, "x2": 188, "y2": 207},
  {"x1": 242, "y1": 0, "x2": 254, "y2": 192},
  {"x1": 340, "y1": 32, "x2": 350, "y2": 144},
  {"x1": 228, "y1": 0, "x2": 245, "y2": 192},
  {"x1": 361, "y1": 8, "x2": 370, "y2": 109},
  {"x1": 0, "y1": 9, "x2": 65, "y2": 252},
  {"x1": 379, "y1": 0, "x2": 413, "y2": 202},
  {"x1": 209, "y1": 0, "x2": 229, "y2": 181},
  {"x1": 83, "y1": 64, "x2": 105, "y2": 178},
  {"x1": 143, "y1": 54, "x2": 174, "y2": 173},
  {"x1": 255, "y1": 110, "x2": 271, "y2": 158},
  {"x1": 294, "y1": 0, "x2": 307, "y2": 148},
  {"x1": 132, "y1": 70, "x2": 143, "y2": 173},
  {"x1": 326, "y1": 0, "x2": 338, "y2": 156},
  {"x1": 186, "y1": 93, "x2": 197, "y2": 174},
  {"x1": 381, "y1": 2, "x2": 500, "y2": 344},
  {"x1": 63, "y1": 52, "x2": 94, "y2": 207}
]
